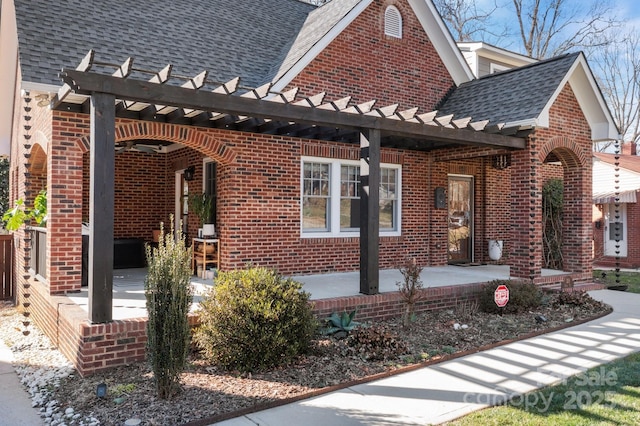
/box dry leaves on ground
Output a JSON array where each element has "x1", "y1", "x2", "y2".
[{"x1": 2, "y1": 292, "x2": 612, "y2": 426}]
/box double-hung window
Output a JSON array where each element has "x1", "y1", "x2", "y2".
[{"x1": 302, "y1": 157, "x2": 401, "y2": 237}]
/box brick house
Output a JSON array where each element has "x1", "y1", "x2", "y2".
[
  {"x1": 593, "y1": 142, "x2": 640, "y2": 268},
  {"x1": 0, "y1": 0, "x2": 617, "y2": 375}
]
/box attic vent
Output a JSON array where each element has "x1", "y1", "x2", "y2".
[{"x1": 384, "y1": 6, "x2": 402, "y2": 39}]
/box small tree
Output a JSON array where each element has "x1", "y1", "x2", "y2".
[
  {"x1": 396, "y1": 257, "x2": 425, "y2": 328},
  {"x1": 144, "y1": 219, "x2": 193, "y2": 399}
]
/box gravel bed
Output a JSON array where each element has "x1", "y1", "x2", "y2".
[{"x1": 0, "y1": 294, "x2": 611, "y2": 426}]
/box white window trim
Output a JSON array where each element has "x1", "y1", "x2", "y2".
[
  {"x1": 301, "y1": 156, "x2": 402, "y2": 238},
  {"x1": 489, "y1": 63, "x2": 510, "y2": 74}
]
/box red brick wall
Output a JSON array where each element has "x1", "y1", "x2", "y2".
[
  {"x1": 509, "y1": 84, "x2": 593, "y2": 278},
  {"x1": 287, "y1": 0, "x2": 455, "y2": 112}
]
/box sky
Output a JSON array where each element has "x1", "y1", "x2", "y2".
[{"x1": 468, "y1": 0, "x2": 640, "y2": 57}]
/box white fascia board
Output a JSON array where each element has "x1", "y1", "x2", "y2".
[
  {"x1": 568, "y1": 55, "x2": 620, "y2": 141},
  {"x1": 21, "y1": 81, "x2": 60, "y2": 94},
  {"x1": 539, "y1": 53, "x2": 619, "y2": 142},
  {"x1": 503, "y1": 118, "x2": 539, "y2": 129},
  {"x1": 271, "y1": 0, "x2": 373, "y2": 93},
  {"x1": 463, "y1": 42, "x2": 536, "y2": 66},
  {"x1": 409, "y1": 0, "x2": 474, "y2": 85},
  {"x1": 0, "y1": 0, "x2": 19, "y2": 157}
]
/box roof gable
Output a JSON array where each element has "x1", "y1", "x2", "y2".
[
  {"x1": 271, "y1": 0, "x2": 473, "y2": 91},
  {"x1": 439, "y1": 52, "x2": 618, "y2": 141}
]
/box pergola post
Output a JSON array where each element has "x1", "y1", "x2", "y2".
[
  {"x1": 88, "y1": 93, "x2": 115, "y2": 323},
  {"x1": 360, "y1": 128, "x2": 380, "y2": 295}
]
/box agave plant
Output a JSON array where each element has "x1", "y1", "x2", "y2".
[{"x1": 323, "y1": 310, "x2": 360, "y2": 337}]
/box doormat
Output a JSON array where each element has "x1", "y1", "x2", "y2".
[{"x1": 453, "y1": 262, "x2": 483, "y2": 267}]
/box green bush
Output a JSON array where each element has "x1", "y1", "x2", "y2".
[
  {"x1": 144, "y1": 220, "x2": 193, "y2": 399},
  {"x1": 195, "y1": 266, "x2": 317, "y2": 372},
  {"x1": 479, "y1": 280, "x2": 542, "y2": 314}
]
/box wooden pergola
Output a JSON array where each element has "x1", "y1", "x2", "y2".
[{"x1": 54, "y1": 51, "x2": 526, "y2": 323}]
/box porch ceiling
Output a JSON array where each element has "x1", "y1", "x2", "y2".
[{"x1": 53, "y1": 51, "x2": 527, "y2": 152}]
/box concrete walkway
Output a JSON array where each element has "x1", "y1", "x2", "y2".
[
  {"x1": 213, "y1": 289, "x2": 640, "y2": 425},
  {"x1": 0, "y1": 343, "x2": 43, "y2": 425}
]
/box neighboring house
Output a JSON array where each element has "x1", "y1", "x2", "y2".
[
  {"x1": 0, "y1": 0, "x2": 618, "y2": 375},
  {"x1": 457, "y1": 41, "x2": 537, "y2": 77},
  {"x1": 593, "y1": 143, "x2": 640, "y2": 268}
]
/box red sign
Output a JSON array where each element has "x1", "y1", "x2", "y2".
[{"x1": 494, "y1": 284, "x2": 509, "y2": 308}]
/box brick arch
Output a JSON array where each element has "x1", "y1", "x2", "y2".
[
  {"x1": 77, "y1": 122, "x2": 238, "y2": 165},
  {"x1": 538, "y1": 137, "x2": 589, "y2": 169}
]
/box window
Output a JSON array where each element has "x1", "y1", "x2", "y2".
[
  {"x1": 302, "y1": 157, "x2": 401, "y2": 237},
  {"x1": 203, "y1": 159, "x2": 217, "y2": 224},
  {"x1": 302, "y1": 162, "x2": 330, "y2": 231},
  {"x1": 384, "y1": 5, "x2": 402, "y2": 39},
  {"x1": 489, "y1": 63, "x2": 510, "y2": 74}
]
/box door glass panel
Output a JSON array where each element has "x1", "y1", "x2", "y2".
[{"x1": 448, "y1": 177, "x2": 473, "y2": 263}]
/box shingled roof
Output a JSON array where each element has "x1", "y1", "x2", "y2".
[
  {"x1": 438, "y1": 52, "x2": 581, "y2": 127},
  {"x1": 265, "y1": 0, "x2": 363, "y2": 84},
  {"x1": 14, "y1": 0, "x2": 317, "y2": 88}
]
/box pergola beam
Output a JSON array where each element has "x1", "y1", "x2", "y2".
[{"x1": 58, "y1": 69, "x2": 526, "y2": 149}]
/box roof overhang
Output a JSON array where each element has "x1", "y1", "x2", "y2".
[{"x1": 537, "y1": 53, "x2": 620, "y2": 142}]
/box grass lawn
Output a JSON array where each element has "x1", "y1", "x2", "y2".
[
  {"x1": 594, "y1": 269, "x2": 640, "y2": 294},
  {"x1": 448, "y1": 352, "x2": 640, "y2": 425}
]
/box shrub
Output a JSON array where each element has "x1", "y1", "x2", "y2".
[
  {"x1": 145, "y1": 220, "x2": 193, "y2": 399},
  {"x1": 345, "y1": 325, "x2": 408, "y2": 361},
  {"x1": 479, "y1": 280, "x2": 542, "y2": 314},
  {"x1": 195, "y1": 266, "x2": 317, "y2": 372}
]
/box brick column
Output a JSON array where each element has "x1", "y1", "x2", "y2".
[
  {"x1": 510, "y1": 137, "x2": 542, "y2": 280},
  {"x1": 48, "y1": 113, "x2": 87, "y2": 294},
  {"x1": 562, "y1": 161, "x2": 592, "y2": 273}
]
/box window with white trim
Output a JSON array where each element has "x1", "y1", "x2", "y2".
[
  {"x1": 384, "y1": 5, "x2": 402, "y2": 39},
  {"x1": 302, "y1": 157, "x2": 401, "y2": 237}
]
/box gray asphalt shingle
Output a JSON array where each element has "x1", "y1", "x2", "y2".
[
  {"x1": 14, "y1": 0, "x2": 317, "y2": 89},
  {"x1": 438, "y1": 53, "x2": 580, "y2": 126}
]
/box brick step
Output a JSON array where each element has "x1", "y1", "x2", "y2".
[{"x1": 541, "y1": 281, "x2": 606, "y2": 292}]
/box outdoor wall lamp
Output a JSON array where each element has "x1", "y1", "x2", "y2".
[{"x1": 183, "y1": 166, "x2": 195, "y2": 181}]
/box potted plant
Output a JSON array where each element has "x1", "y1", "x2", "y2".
[{"x1": 188, "y1": 193, "x2": 215, "y2": 237}]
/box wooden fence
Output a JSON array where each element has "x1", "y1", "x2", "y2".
[{"x1": 0, "y1": 234, "x2": 13, "y2": 300}]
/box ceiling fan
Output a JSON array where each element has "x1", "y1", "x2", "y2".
[{"x1": 115, "y1": 141, "x2": 161, "y2": 154}]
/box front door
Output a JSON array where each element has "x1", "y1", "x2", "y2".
[
  {"x1": 448, "y1": 175, "x2": 473, "y2": 263},
  {"x1": 604, "y1": 203, "x2": 627, "y2": 257}
]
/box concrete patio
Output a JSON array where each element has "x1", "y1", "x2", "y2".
[{"x1": 64, "y1": 265, "x2": 569, "y2": 320}]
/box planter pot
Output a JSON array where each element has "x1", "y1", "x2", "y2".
[
  {"x1": 203, "y1": 223, "x2": 215, "y2": 237},
  {"x1": 488, "y1": 240, "x2": 503, "y2": 261}
]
